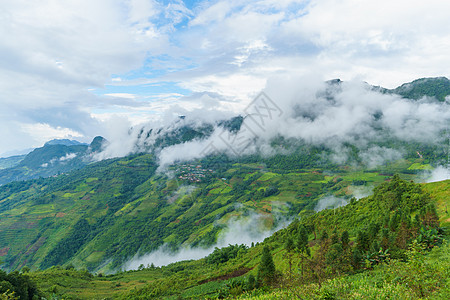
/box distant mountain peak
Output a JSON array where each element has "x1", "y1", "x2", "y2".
[
  {"x1": 44, "y1": 139, "x2": 87, "y2": 147},
  {"x1": 391, "y1": 77, "x2": 450, "y2": 101},
  {"x1": 89, "y1": 136, "x2": 107, "y2": 152}
]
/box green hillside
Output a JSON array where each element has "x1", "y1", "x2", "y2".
[
  {"x1": 16, "y1": 178, "x2": 449, "y2": 299},
  {"x1": 0, "y1": 145, "x2": 444, "y2": 275}
]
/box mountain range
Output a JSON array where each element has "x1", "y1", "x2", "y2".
[{"x1": 0, "y1": 77, "x2": 449, "y2": 278}]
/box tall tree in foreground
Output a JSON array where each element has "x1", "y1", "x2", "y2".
[
  {"x1": 257, "y1": 246, "x2": 276, "y2": 286},
  {"x1": 284, "y1": 237, "x2": 295, "y2": 278},
  {"x1": 297, "y1": 224, "x2": 310, "y2": 279}
]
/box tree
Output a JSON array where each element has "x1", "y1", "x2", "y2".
[
  {"x1": 284, "y1": 237, "x2": 295, "y2": 278},
  {"x1": 305, "y1": 236, "x2": 330, "y2": 288},
  {"x1": 297, "y1": 225, "x2": 310, "y2": 279},
  {"x1": 246, "y1": 275, "x2": 256, "y2": 291},
  {"x1": 297, "y1": 225, "x2": 310, "y2": 256},
  {"x1": 341, "y1": 230, "x2": 349, "y2": 249},
  {"x1": 356, "y1": 230, "x2": 370, "y2": 252},
  {"x1": 419, "y1": 204, "x2": 440, "y2": 228},
  {"x1": 0, "y1": 269, "x2": 42, "y2": 300},
  {"x1": 257, "y1": 246, "x2": 276, "y2": 286},
  {"x1": 320, "y1": 229, "x2": 329, "y2": 241}
]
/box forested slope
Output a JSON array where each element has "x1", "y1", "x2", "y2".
[{"x1": 19, "y1": 177, "x2": 449, "y2": 299}]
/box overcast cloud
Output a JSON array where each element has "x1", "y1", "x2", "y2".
[{"x1": 1, "y1": 0, "x2": 450, "y2": 156}]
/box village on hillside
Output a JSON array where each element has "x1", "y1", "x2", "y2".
[{"x1": 174, "y1": 164, "x2": 214, "y2": 182}]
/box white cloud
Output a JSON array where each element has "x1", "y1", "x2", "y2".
[
  {"x1": 96, "y1": 76, "x2": 450, "y2": 171},
  {"x1": 315, "y1": 195, "x2": 348, "y2": 212},
  {"x1": 190, "y1": 1, "x2": 234, "y2": 26},
  {"x1": 424, "y1": 166, "x2": 450, "y2": 183},
  {"x1": 1, "y1": 0, "x2": 450, "y2": 155},
  {"x1": 20, "y1": 123, "x2": 84, "y2": 147},
  {"x1": 0, "y1": 0, "x2": 163, "y2": 154},
  {"x1": 59, "y1": 153, "x2": 77, "y2": 161},
  {"x1": 104, "y1": 93, "x2": 137, "y2": 99}
]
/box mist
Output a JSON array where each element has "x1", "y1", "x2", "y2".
[
  {"x1": 123, "y1": 212, "x2": 291, "y2": 270},
  {"x1": 424, "y1": 166, "x2": 450, "y2": 183},
  {"x1": 314, "y1": 195, "x2": 348, "y2": 212},
  {"x1": 96, "y1": 76, "x2": 450, "y2": 169},
  {"x1": 349, "y1": 185, "x2": 374, "y2": 200}
]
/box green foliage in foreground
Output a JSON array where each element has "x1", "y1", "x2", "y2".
[
  {"x1": 0, "y1": 268, "x2": 42, "y2": 299},
  {"x1": 238, "y1": 240, "x2": 450, "y2": 300},
  {"x1": 257, "y1": 246, "x2": 276, "y2": 286}
]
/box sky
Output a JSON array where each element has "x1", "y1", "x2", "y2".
[{"x1": 1, "y1": 0, "x2": 450, "y2": 156}]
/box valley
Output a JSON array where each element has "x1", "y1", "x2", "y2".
[{"x1": 0, "y1": 77, "x2": 449, "y2": 299}]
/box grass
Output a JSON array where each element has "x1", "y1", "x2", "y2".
[
  {"x1": 258, "y1": 172, "x2": 279, "y2": 181},
  {"x1": 423, "y1": 179, "x2": 450, "y2": 228},
  {"x1": 341, "y1": 171, "x2": 386, "y2": 182},
  {"x1": 408, "y1": 163, "x2": 433, "y2": 170}
]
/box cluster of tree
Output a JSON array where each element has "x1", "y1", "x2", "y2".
[
  {"x1": 275, "y1": 175, "x2": 443, "y2": 288},
  {"x1": 206, "y1": 244, "x2": 248, "y2": 265},
  {"x1": 42, "y1": 218, "x2": 92, "y2": 268},
  {"x1": 0, "y1": 269, "x2": 42, "y2": 300},
  {"x1": 213, "y1": 246, "x2": 276, "y2": 298}
]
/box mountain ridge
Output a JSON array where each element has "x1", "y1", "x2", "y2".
[{"x1": 0, "y1": 137, "x2": 106, "y2": 185}]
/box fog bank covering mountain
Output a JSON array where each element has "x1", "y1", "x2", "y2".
[{"x1": 97, "y1": 76, "x2": 450, "y2": 170}]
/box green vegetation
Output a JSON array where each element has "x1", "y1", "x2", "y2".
[
  {"x1": 0, "y1": 268, "x2": 42, "y2": 299},
  {"x1": 0, "y1": 144, "x2": 446, "y2": 275},
  {"x1": 257, "y1": 246, "x2": 276, "y2": 286},
  {"x1": 0, "y1": 138, "x2": 101, "y2": 185},
  {"x1": 0, "y1": 77, "x2": 448, "y2": 298},
  {"x1": 391, "y1": 77, "x2": 450, "y2": 102},
  {"x1": 207, "y1": 244, "x2": 248, "y2": 265},
  {"x1": 0, "y1": 155, "x2": 25, "y2": 170},
  {"x1": 9, "y1": 177, "x2": 446, "y2": 299}
]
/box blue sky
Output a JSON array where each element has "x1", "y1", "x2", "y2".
[{"x1": 1, "y1": 0, "x2": 450, "y2": 156}]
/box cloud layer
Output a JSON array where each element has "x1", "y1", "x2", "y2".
[{"x1": 1, "y1": 0, "x2": 450, "y2": 155}]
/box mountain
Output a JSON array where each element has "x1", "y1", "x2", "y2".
[
  {"x1": 0, "y1": 137, "x2": 105, "y2": 185},
  {"x1": 0, "y1": 145, "x2": 445, "y2": 274},
  {"x1": 44, "y1": 139, "x2": 87, "y2": 147},
  {"x1": 89, "y1": 136, "x2": 107, "y2": 153},
  {"x1": 389, "y1": 77, "x2": 450, "y2": 101},
  {"x1": 0, "y1": 155, "x2": 25, "y2": 170},
  {"x1": 1, "y1": 77, "x2": 448, "y2": 186},
  {"x1": 0, "y1": 77, "x2": 448, "y2": 291}
]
